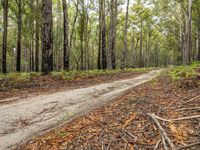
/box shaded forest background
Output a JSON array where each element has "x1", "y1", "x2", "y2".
[{"x1": 0, "y1": 0, "x2": 200, "y2": 74}]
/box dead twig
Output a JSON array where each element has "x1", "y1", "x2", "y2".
[
  {"x1": 176, "y1": 141, "x2": 200, "y2": 150},
  {"x1": 154, "y1": 138, "x2": 161, "y2": 150},
  {"x1": 165, "y1": 115, "x2": 200, "y2": 122},
  {"x1": 162, "y1": 135, "x2": 169, "y2": 150},
  {"x1": 176, "y1": 107, "x2": 200, "y2": 111},
  {"x1": 106, "y1": 139, "x2": 113, "y2": 150},
  {"x1": 123, "y1": 129, "x2": 137, "y2": 140},
  {"x1": 148, "y1": 113, "x2": 175, "y2": 150},
  {"x1": 182, "y1": 95, "x2": 200, "y2": 104},
  {"x1": 152, "y1": 114, "x2": 200, "y2": 122}
]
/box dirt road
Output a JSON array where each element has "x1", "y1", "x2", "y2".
[{"x1": 0, "y1": 69, "x2": 163, "y2": 150}]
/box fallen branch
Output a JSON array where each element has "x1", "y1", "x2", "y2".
[
  {"x1": 176, "y1": 141, "x2": 200, "y2": 150},
  {"x1": 162, "y1": 136, "x2": 169, "y2": 150},
  {"x1": 106, "y1": 139, "x2": 113, "y2": 150},
  {"x1": 166, "y1": 115, "x2": 200, "y2": 122},
  {"x1": 183, "y1": 95, "x2": 200, "y2": 104},
  {"x1": 148, "y1": 113, "x2": 175, "y2": 150},
  {"x1": 124, "y1": 129, "x2": 137, "y2": 140},
  {"x1": 176, "y1": 107, "x2": 200, "y2": 111},
  {"x1": 152, "y1": 114, "x2": 200, "y2": 122},
  {"x1": 154, "y1": 138, "x2": 161, "y2": 150}
]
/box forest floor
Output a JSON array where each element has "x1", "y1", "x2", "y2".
[
  {"x1": 18, "y1": 62, "x2": 200, "y2": 150},
  {"x1": 0, "y1": 68, "x2": 149, "y2": 101},
  {"x1": 0, "y1": 69, "x2": 162, "y2": 150}
]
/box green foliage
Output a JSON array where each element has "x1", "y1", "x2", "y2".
[
  {"x1": 0, "y1": 68, "x2": 149, "y2": 82},
  {"x1": 50, "y1": 68, "x2": 149, "y2": 81},
  {"x1": 0, "y1": 72, "x2": 40, "y2": 90},
  {"x1": 167, "y1": 62, "x2": 200, "y2": 80},
  {"x1": 0, "y1": 72, "x2": 40, "y2": 81}
]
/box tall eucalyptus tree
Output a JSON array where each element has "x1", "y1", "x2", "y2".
[
  {"x1": 41, "y1": 0, "x2": 53, "y2": 74},
  {"x1": 2, "y1": 0, "x2": 8, "y2": 73}
]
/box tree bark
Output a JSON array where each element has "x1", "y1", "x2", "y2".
[
  {"x1": 108, "y1": 0, "x2": 114, "y2": 69},
  {"x1": 2, "y1": 0, "x2": 8, "y2": 73},
  {"x1": 101, "y1": 0, "x2": 107, "y2": 70},
  {"x1": 122, "y1": 0, "x2": 129, "y2": 69},
  {"x1": 183, "y1": 0, "x2": 193, "y2": 64},
  {"x1": 139, "y1": 20, "x2": 144, "y2": 67},
  {"x1": 69, "y1": 3, "x2": 78, "y2": 50},
  {"x1": 63, "y1": 0, "x2": 69, "y2": 71},
  {"x1": 79, "y1": 0, "x2": 85, "y2": 71},
  {"x1": 112, "y1": 0, "x2": 117, "y2": 69},
  {"x1": 41, "y1": 0, "x2": 53, "y2": 75},
  {"x1": 30, "y1": 0, "x2": 35, "y2": 72},
  {"x1": 16, "y1": 0, "x2": 22, "y2": 72},
  {"x1": 98, "y1": 0, "x2": 102, "y2": 70},
  {"x1": 198, "y1": 17, "x2": 200, "y2": 60},
  {"x1": 35, "y1": 0, "x2": 40, "y2": 72},
  {"x1": 109, "y1": 0, "x2": 117, "y2": 69},
  {"x1": 187, "y1": 0, "x2": 193, "y2": 62},
  {"x1": 197, "y1": 16, "x2": 200, "y2": 61},
  {"x1": 84, "y1": 13, "x2": 89, "y2": 70},
  {"x1": 31, "y1": 34, "x2": 35, "y2": 71}
]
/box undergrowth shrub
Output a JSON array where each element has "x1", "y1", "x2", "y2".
[{"x1": 167, "y1": 62, "x2": 200, "y2": 89}]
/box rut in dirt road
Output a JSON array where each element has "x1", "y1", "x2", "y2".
[{"x1": 0, "y1": 69, "x2": 164, "y2": 150}]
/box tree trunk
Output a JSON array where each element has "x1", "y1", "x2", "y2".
[
  {"x1": 98, "y1": 0, "x2": 102, "y2": 70},
  {"x1": 109, "y1": 0, "x2": 117, "y2": 69},
  {"x1": 187, "y1": 0, "x2": 193, "y2": 62},
  {"x1": 108, "y1": 0, "x2": 114, "y2": 69},
  {"x1": 35, "y1": 0, "x2": 40, "y2": 72},
  {"x1": 79, "y1": 0, "x2": 85, "y2": 71},
  {"x1": 84, "y1": 13, "x2": 89, "y2": 70},
  {"x1": 31, "y1": 34, "x2": 35, "y2": 71},
  {"x1": 122, "y1": 0, "x2": 129, "y2": 69},
  {"x1": 101, "y1": 0, "x2": 107, "y2": 70},
  {"x1": 69, "y1": 3, "x2": 78, "y2": 50},
  {"x1": 35, "y1": 24, "x2": 40, "y2": 72},
  {"x1": 63, "y1": 0, "x2": 69, "y2": 71},
  {"x1": 139, "y1": 20, "x2": 144, "y2": 67},
  {"x1": 80, "y1": 21, "x2": 84, "y2": 71},
  {"x1": 2, "y1": 0, "x2": 8, "y2": 73},
  {"x1": 184, "y1": 0, "x2": 193, "y2": 64},
  {"x1": 131, "y1": 35, "x2": 135, "y2": 67},
  {"x1": 197, "y1": 8, "x2": 200, "y2": 61},
  {"x1": 30, "y1": 0, "x2": 35, "y2": 72},
  {"x1": 41, "y1": 0, "x2": 53, "y2": 75},
  {"x1": 16, "y1": 0, "x2": 22, "y2": 72},
  {"x1": 112, "y1": 0, "x2": 117, "y2": 69},
  {"x1": 29, "y1": 39, "x2": 32, "y2": 71},
  {"x1": 198, "y1": 17, "x2": 200, "y2": 60}
]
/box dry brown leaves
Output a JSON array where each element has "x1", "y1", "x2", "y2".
[{"x1": 20, "y1": 76, "x2": 200, "y2": 150}]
